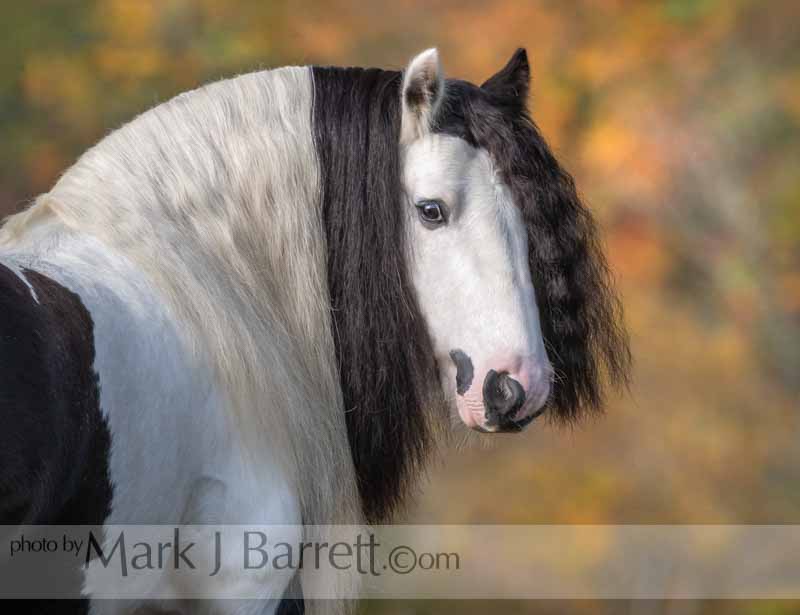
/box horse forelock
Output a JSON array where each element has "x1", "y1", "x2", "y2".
[{"x1": 433, "y1": 78, "x2": 632, "y2": 422}]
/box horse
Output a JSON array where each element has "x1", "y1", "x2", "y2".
[{"x1": 0, "y1": 48, "x2": 630, "y2": 614}]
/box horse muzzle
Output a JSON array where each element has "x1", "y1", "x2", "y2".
[{"x1": 451, "y1": 351, "x2": 551, "y2": 433}]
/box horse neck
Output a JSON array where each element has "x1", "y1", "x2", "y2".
[
  {"x1": 47, "y1": 67, "x2": 327, "y2": 355},
  {"x1": 40, "y1": 67, "x2": 362, "y2": 528}
]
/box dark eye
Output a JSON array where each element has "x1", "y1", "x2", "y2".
[{"x1": 415, "y1": 199, "x2": 447, "y2": 227}]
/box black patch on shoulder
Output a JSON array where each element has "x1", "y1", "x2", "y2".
[
  {"x1": 0, "y1": 263, "x2": 112, "y2": 613},
  {"x1": 0, "y1": 263, "x2": 112, "y2": 525},
  {"x1": 433, "y1": 67, "x2": 632, "y2": 420},
  {"x1": 311, "y1": 66, "x2": 446, "y2": 523}
]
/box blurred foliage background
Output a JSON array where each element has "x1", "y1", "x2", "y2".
[{"x1": 2, "y1": 1, "x2": 799, "y2": 613}]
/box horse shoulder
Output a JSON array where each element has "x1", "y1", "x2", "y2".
[{"x1": 2, "y1": 235, "x2": 301, "y2": 611}]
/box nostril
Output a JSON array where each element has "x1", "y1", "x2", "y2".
[
  {"x1": 483, "y1": 370, "x2": 526, "y2": 424},
  {"x1": 501, "y1": 374, "x2": 525, "y2": 407},
  {"x1": 498, "y1": 373, "x2": 517, "y2": 401}
]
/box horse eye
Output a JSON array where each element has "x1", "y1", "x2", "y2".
[{"x1": 415, "y1": 200, "x2": 446, "y2": 226}]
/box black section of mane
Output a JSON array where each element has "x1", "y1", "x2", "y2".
[
  {"x1": 311, "y1": 66, "x2": 444, "y2": 523},
  {"x1": 436, "y1": 57, "x2": 631, "y2": 420}
]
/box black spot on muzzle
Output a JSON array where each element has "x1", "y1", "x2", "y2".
[{"x1": 449, "y1": 349, "x2": 474, "y2": 396}]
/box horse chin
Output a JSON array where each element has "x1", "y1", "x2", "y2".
[
  {"x1": 454, "y1": 391, "x2": 544, "y2": 433},
  {"x1": 455, "y1": 394, "x2": 492, "y2": 432}
]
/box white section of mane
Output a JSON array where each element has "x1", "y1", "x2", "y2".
[{"x1": 1, "y1": 67, "x2": 361, "y2": 615}]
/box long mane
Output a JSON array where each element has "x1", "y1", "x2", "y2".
[
  {"x1": 436, "y1": 76, "x2": 632, "y2": 420},
  {"x1": 312, "y1": 67, "x2": 446, "y2": 523},
  {"x1": 1, "y1": 68, "x2": 366, "y2": 538}
]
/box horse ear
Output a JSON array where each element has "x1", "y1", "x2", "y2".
[
  {"x1": 481, "y1": 48, "x2": 530, "y2": 103},
  {"x1": 401, "y1": 48, "x2": 444, "y2": 144}
]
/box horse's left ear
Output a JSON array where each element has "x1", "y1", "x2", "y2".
[
  {"x1": 481, "y1": 48, "x2": 530, "y2": 104},
  {"x1": 401, "y1": 48, "x2": 444, "y2": 144}
]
